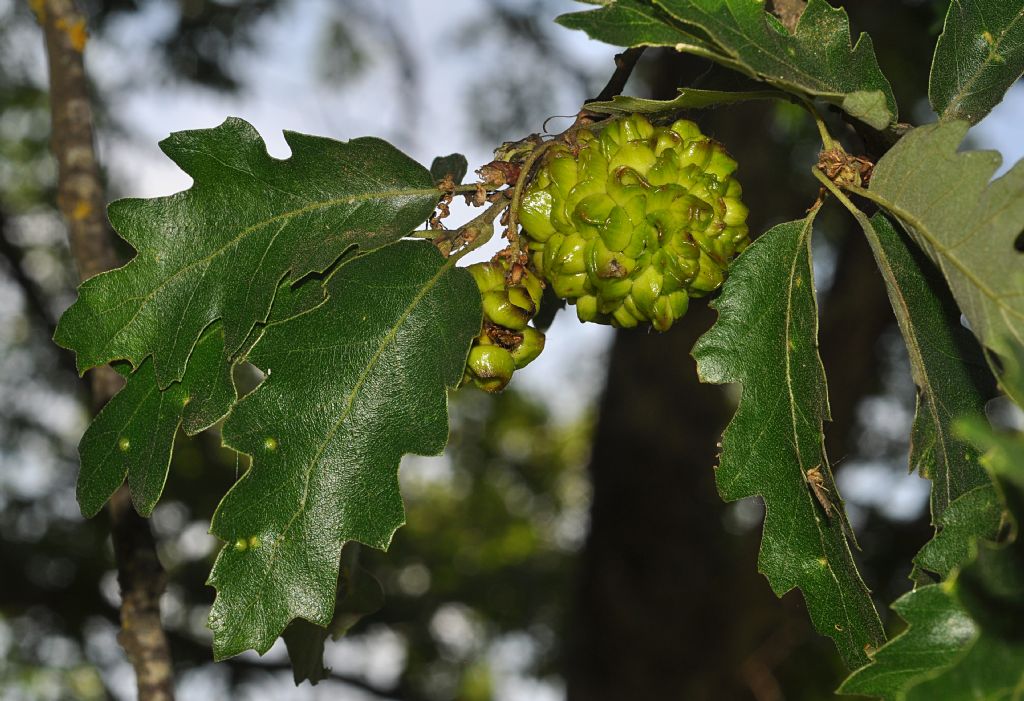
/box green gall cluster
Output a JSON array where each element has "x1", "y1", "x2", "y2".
[
  {"x1": 463, "y1": 258, "x2": 546, "y2": 393},
  {"x1": 518, "y1": 114, "x2": 750, "y2": 331}
]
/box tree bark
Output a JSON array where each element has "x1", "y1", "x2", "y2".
[
  {"x1": 565, "y1": 307, "x2": 802, "y2": 701},
  {"x1": 564, "y1": 309, "x2": 721, "y2": 699},
  {"x1": 35, "y1": 1, "x2": 176, "y2": 698},
  {"x1": 563, "y1": 45, "x2": 901, "y2": 700}
]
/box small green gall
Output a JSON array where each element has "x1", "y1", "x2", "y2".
[
  {"x1": 465, "y1": 344, "x2": 515, "y2": 393},
  {"x1": 461, "y1": 257, "x2": 547, "y2": 393}
]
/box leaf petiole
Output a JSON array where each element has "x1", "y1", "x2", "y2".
[
  {"x1": 798, "y1": 97, "x2": 837, "y2": 151},
  {"x1": 810, "y1": 165, "x2": 868, "y2": 225}
]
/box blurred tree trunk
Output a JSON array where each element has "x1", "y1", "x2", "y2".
[
  {"x1": 564, "y1": 307, "x2": 761, "y2": 700},
  {"x1": 562, "y1": 248, "x2": 894, "y2": 701},
  {"x1": 564, "y1": 43, "x2": 903, "y2": 699},
  {"x1": 36, "y1": 2, "x2": 175, "y2": 699}
]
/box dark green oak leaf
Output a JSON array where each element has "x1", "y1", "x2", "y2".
[
  {"x1": 854, "y1": 214, "x2": 993, "y2": 527},
  {"x1": 915, "y1": 485, "x2": 1002, "y2": 580},
  {"x1": 905, "y1": 631, "x2": 1024, "y2": 701},
  {"x1": 865, "y1": 122, "x2": 1024, "y2": 405},
  {"x1": 206, "y1": 241, "x2": 480, "y2": 659},
  {"x1": 430, "y1": 153, "x2": 469, "y2": 186},
  {"x1": 77, "y1": 323, "x2": 234, "y2": 518},
  {"x1": 652, "y1": 0, "x2": 897, "y2": 129},
  {"x1": 906, "y1": 420, "x2": 1024, "y2": 700},
  {"x1": 692, "y1": 216, "x2": 884, "y2": 668},
  {"x1": 77, "y1": 273, "x2": 332, "y2": 519},
  {"x1": 282, "y1": 543, "x2": 385, "y2": 685},
  {"x1": 842, "y1": 580, "x2": 1024, "y2": 701},
  {"x1": 953, "y1": 419, "x2": 1024, "y2": 641},
  {"x1": 838, "y1": 584, "x2": 978, "y2": 699},
  {"x1": 930, "y1": 0, "x2": 1024, "y2": 125},
  {"x1": 841, "y1": 409, "x2": 1024, "y2": 700},
  {"x1": 557, "y1": 0, "x2": 724, "y2": 54},
  {"x1": 54, "y1": 117, "x2": 442, "y2": 389}
]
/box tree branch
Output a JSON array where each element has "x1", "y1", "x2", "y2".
[
  {"x1": 34, "y1": 1, "x2": 175, "y2": 699},
  {"x1": 35, "y1": 0, "x2": 116, "y2": 282},
  {"x1": 585, "y1": 47, "x2": 645, "y2": 105}
]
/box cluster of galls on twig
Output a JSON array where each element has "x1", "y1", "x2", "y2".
[
  {"x1": 428, "y1": 111, "x2": 754, "y2": 392},
  {"x1": 462, "y1": 253, "x2": 547, "y2": 392}
]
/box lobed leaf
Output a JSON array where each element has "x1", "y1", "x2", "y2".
[
  {"x1": 54, "y1": 118, "x2": 441, "y2": 389},
  {"x1": 692, "y1": 216, "x2": 884, "y2": 668},
  {"x1": 841, "y1": 411, "x2": 1024, "y2": 700},
  {"x1": 838, "y1": 584, "x2": 978, "y2": 699},
  {"x1": 929, "y1": 0, "x2": 1024, "y2": 125},
  {"x1": 855, "y1": 214, "x2": 992, "y2": 526},
  {"x1": 557, "y1": 0, "x2": 723, "y2": 53},
  {"x1": 914, "y1": 485, "x2": 1002, "y2": 580},
  {"x1": 206, "y1": 241, "x2": 480, "y2": 659},
  {"x1": 865, "y1": 121, "x2": 1024, "y2": 401},
  {"x1": 907, "y1": 420, "x2": 1024, "y2": 700},
  {"x1": 77, "y1": 323, "x2": 234, "y2": 518},
  {"x1": 652, "y1": 0, "x2": 897, "y2": 128},
  {"x1": 76, "y1": 275, "x2": 331, "y2": 519},
  {"x1": 282, "y1": 544, "x2": 385, "y2": 685},
  {"x1": 953, "y1": 420, "x2": 1024, "y2": 641}
]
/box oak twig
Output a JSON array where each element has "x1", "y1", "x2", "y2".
[
  {"x1": 586, "y1": 47, "x2": 645, "y2": 105},
  {"x1": 34, "y1": 1, "x2": 175, "y2": 699}
]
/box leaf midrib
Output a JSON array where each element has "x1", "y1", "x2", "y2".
[
  {"x1": 864, "y1": 190, "x2": 1024, "y2": 348},
  {"x1": 233, "y1": 255, "x2": 456, "y2": 638},
  {"x1": 862, "y1": 216, "x2": 957, "y2": 515},
  {"x1": 780, "y1": 218, "x2": 871, "y2": 645},
  {"x1": 783, "y1": 218, "x2": 815, "y2": 473},
  {"x1": 941, "y1": 2, "x2": 1024, "y2": 117},
  {"x1": 658, "y1": 0, "x2": 861, "y2": 96},
  {"x1": 96, "y1": 184, "x2": 441, "y2": 372}
]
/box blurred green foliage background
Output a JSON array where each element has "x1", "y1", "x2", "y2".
[{"x1": 1, "y1": 1, "x2": 1019, "y2": 699}]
